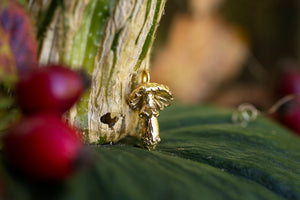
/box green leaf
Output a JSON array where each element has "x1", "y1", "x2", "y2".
[{"x1": 2, "y1": 105, "x2": 300, "y2": 199}]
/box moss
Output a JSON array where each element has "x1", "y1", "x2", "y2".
[{"x1": 97, "y1": 135, "x2": 108, "y2": 145}]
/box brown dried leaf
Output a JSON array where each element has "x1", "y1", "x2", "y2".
[{"x1": 151, "y1": 14, "x2": 248, "y2": 103}]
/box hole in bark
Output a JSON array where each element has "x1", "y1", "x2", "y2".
[{"x1": 101, "y1": 113, "x2": 119, "y2": 128}]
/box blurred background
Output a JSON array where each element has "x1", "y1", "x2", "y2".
[{"x1": 151, "y1": 0, "x2": 300, "y2": 110}]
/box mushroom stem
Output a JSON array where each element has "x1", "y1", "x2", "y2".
[{"x1": 142, "y1": 116, "x2": 161, "y2": 150}]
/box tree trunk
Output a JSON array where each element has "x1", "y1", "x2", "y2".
[{"x1": 29, "y1": 0, "x2": 166, "y2": 144}]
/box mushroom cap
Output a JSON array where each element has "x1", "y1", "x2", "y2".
[{"x1": 128, "y1": 83, "x2": 173, "y2": 117}]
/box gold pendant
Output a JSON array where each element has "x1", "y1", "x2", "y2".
[{"x1": 128, "y1": 70, "x2": 173, "y2": 150}]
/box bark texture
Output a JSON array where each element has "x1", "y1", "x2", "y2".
[{"x1": 29, "y1": 0, "x2": 166, "y2": 144}]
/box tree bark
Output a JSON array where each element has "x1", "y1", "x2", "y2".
[{"x1": 30, "y1": 0, "x2": 166, "y2": 144}]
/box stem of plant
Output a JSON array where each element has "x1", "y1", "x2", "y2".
[{"x1": 32, "y1": 0, "x2": 167, "y2": 144}]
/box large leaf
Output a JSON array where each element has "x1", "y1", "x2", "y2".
[{"x1": 2, "y1": 105, "x2": 300, "y2": 199}]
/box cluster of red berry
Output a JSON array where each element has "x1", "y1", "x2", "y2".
[
  {"x1": 274, "y1": 66, "x2": 300, "y2": 136},
  {"x1": 2, "y1": 65, "x2": 91, "y2": 182}
]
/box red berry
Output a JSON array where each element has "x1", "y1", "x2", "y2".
[
  {"x1": 3, "y1": 114, "x2": 83, "y2": 181},
  {"x1": 16, "y1": 65, "x2": 84, "y2": 115},
  {"x1": 276, "y1": 99, "x2": 300, "y2": 136},
  {"x1": 276, "y1": 67, "x2": 300, "y2": 98}
]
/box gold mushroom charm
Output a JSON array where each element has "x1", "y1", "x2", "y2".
[{"x1": 128, "y1": 71, "x2": 173, "y2": 150}]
